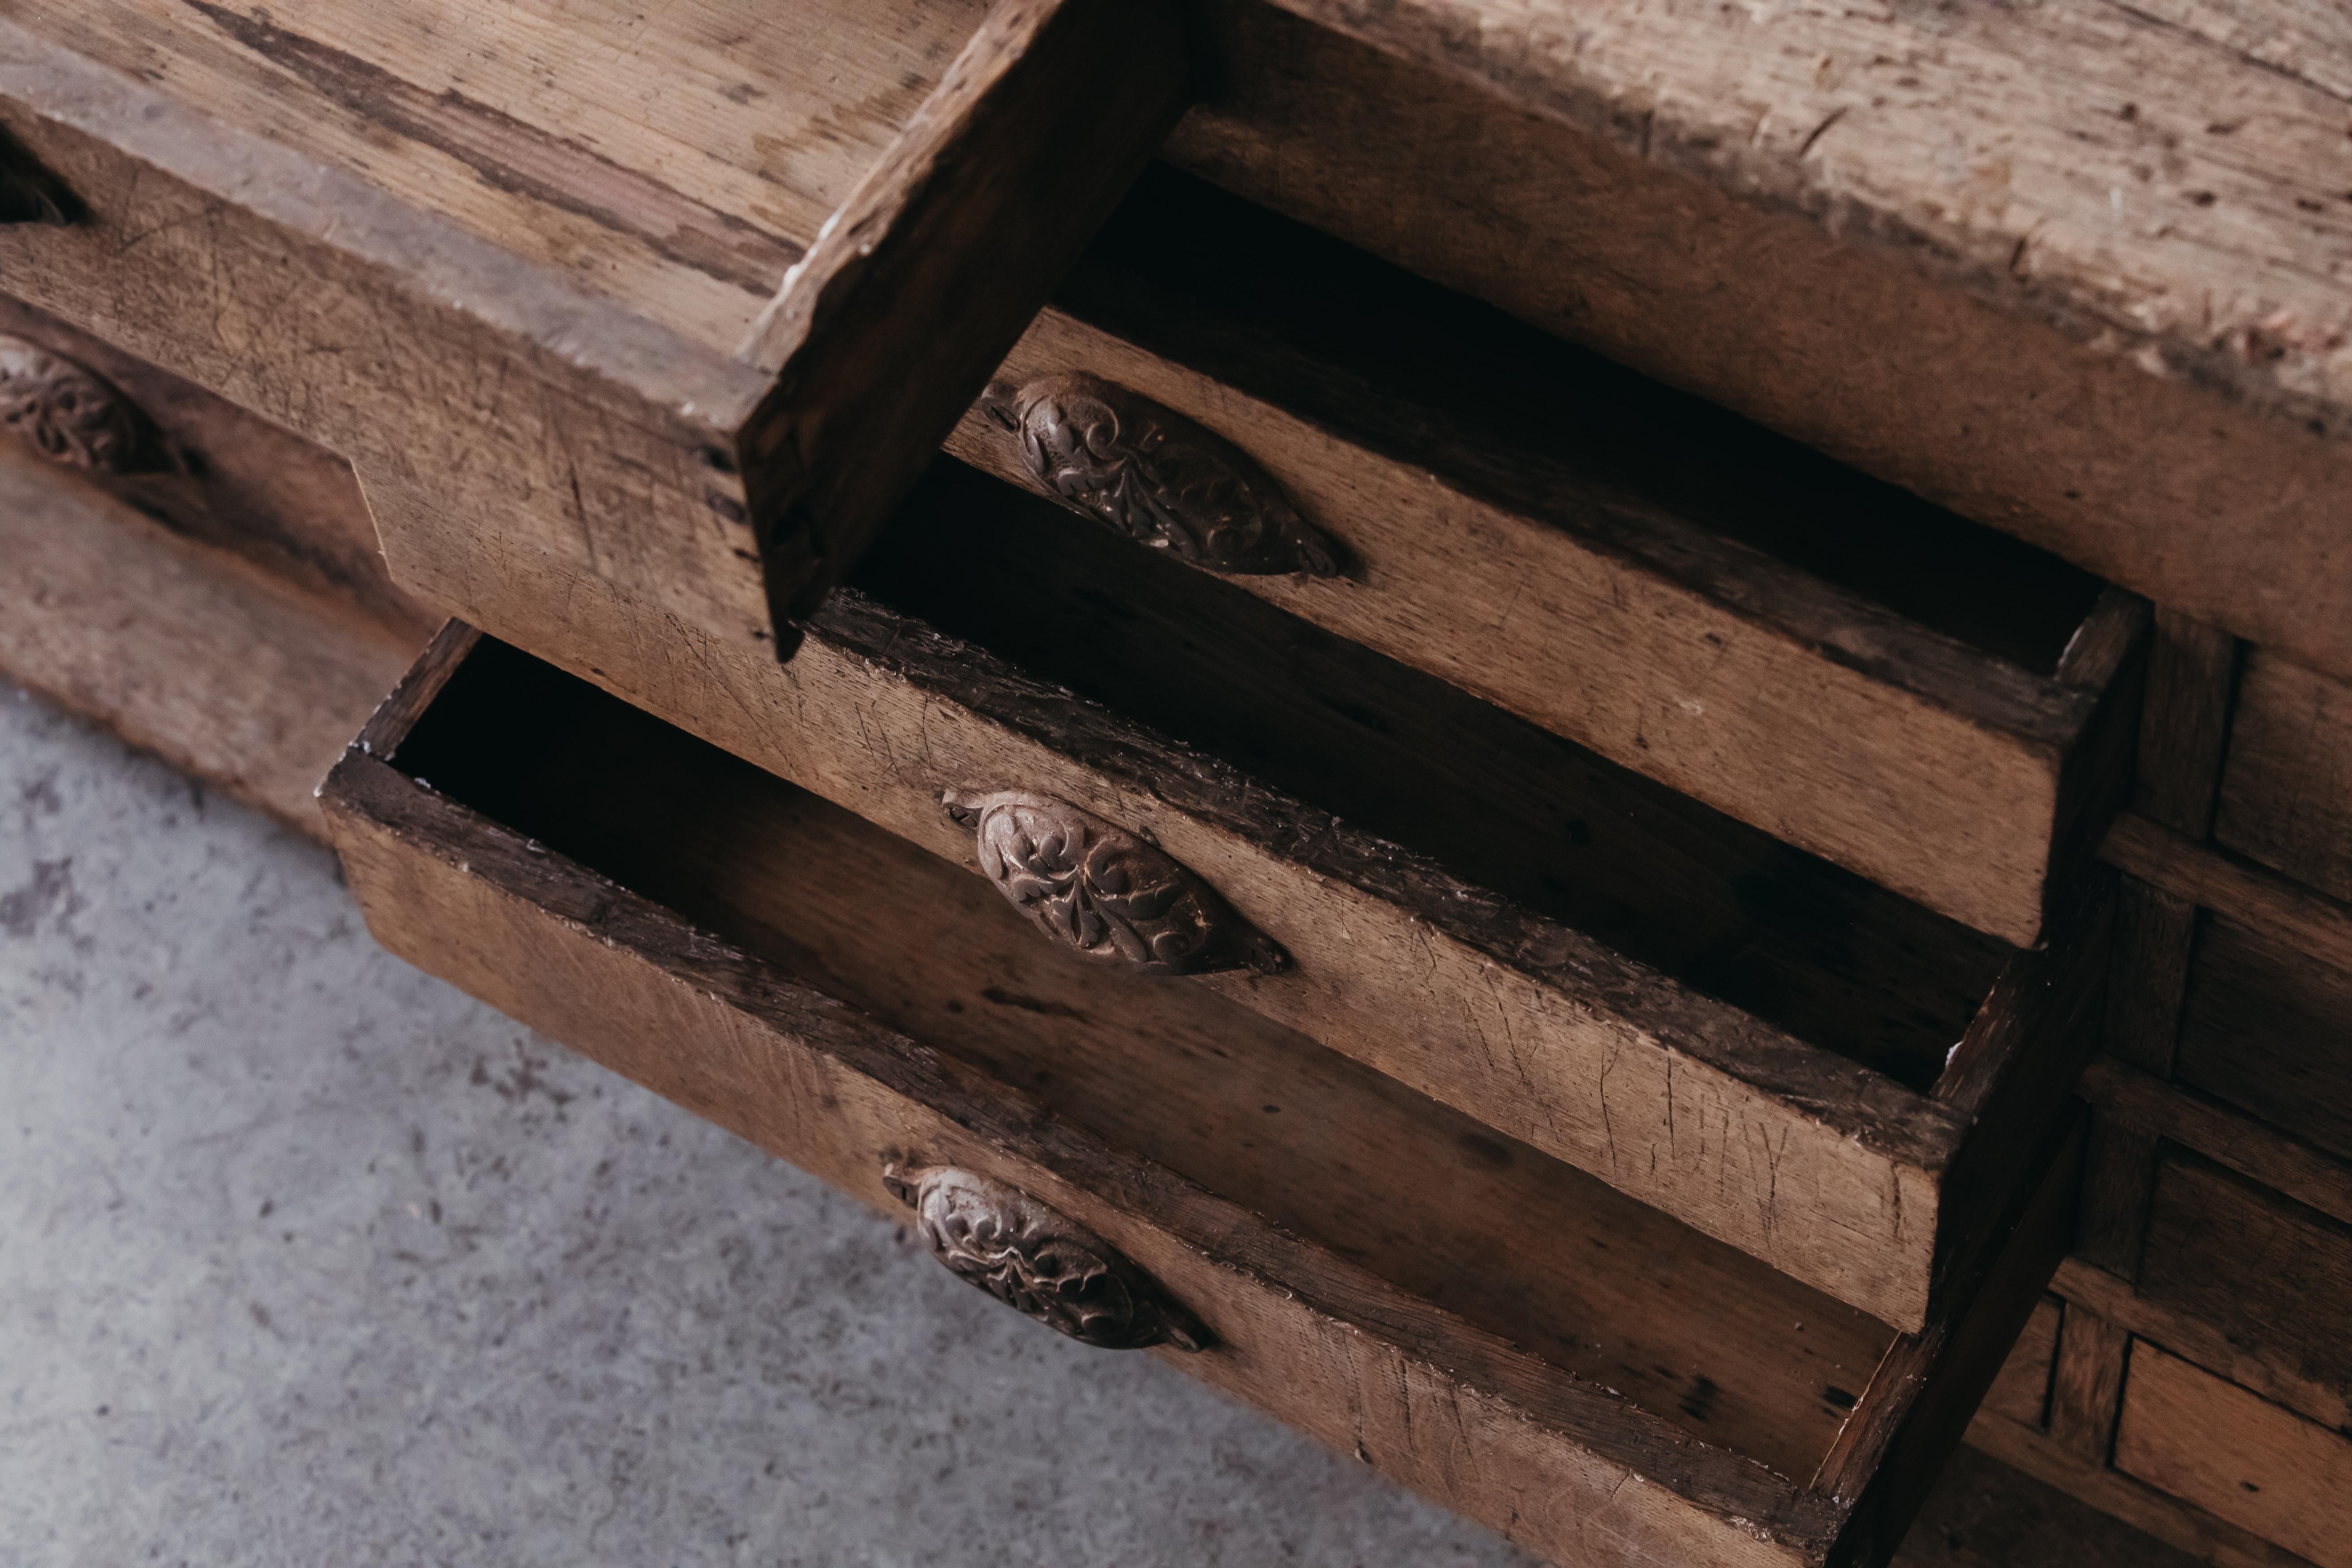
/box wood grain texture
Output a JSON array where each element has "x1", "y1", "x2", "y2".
[
  {"x1": 2074, "y1": 1117, "x2": 2159, "y2": 1284},
  {"x1": 317, "y1": 678, "x2": 1896, "y2": 1567},
  {"x1": 2135, "y1": 1154, "x2": 2352, "y2": 1435},
  {"x1": 1890, "y1": 1441, "x2": 2206, "y2": 1568},
  {"x1": 1967, "y1": 1410, "x2": 2323, "y2": 1568},
  {"x1": 2136, "y1": 611, "x2": 2241, "y2": 838},
  {"x1": 2215, "y1": 649, "x2": 2352, "y2": 907},
  {"x1": 948, "y1": 170, "x2": 2124, "y2": 945},
  {"x1": 2079, "y1": 1055, "x2": 2352, "y2": 1231},
  {"x1": 1166, "y1": 3, "x2": 2352, "y2": 681},
  {"x1": 0, "y1": 0, "x2": 1185, "y2": 652},
  {"x1": 2102, "y1": 814, "x2": 2352, "y2": 981},
  {"x1": 2175, "y1": 916, "x2": 2352, "y2": 1167},
  {"x1": 2115, "y1": 1344, "x2": 2352, "y2": 1568},
  {"x1": 2054, "y1": 1254, "x2": 2348, "y2": 1440},
  {"x1": 371, "y1": 460, "x2": 2120, "y2": 1331},
  {"x1": 2049, "y1": 1307, "x2": 2131, "y2": 1463},
  {"x1": 0, "y1": 442, "x2": 418, "y2": 835}
]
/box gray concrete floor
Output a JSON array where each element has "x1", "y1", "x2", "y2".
[{"x1": 0, "y1": 680, "x2": 1542, "y2": 1567}]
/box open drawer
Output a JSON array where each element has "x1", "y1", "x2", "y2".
[
  {"x1": 945, "y1": 170, "x2": 2147, "y2": 948},
  {"x1": 322, "y1": 625, "x2": 2083, "y2": 1568},
  {"x1": 435, "y1": 459, "x2": 2111, "y2": 1331},
  {"x1": 0, "y1": 0, "x2": 1185, "y2": 646}
]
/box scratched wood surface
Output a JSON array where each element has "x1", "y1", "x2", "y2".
[
  {"x1": 320, "y1": 627, "x2": 2087, "y2": 1567},
  {"x1": 949, "y1": 170, "x2": 2132, "y2": 947},
  {"x1": 379, "y1": 455, "x2": 2120, "y2": 1331},
  {"x1": 1167, "y1": 0, "x2": 2352, "y2": 679}
]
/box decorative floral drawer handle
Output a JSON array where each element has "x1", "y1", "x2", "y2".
[
  {"x1": 884, "y1": 1163, "x2": 1206, "y2": 1352},
  {"x1": 943, "y1": 789, "x2": 1287, "y2": 977},
  {"x1": 0, "y1": 336, "x2": 142, "y2": 473},
  {"x1": 985, "y1": 372, "x2": 1340, "y2": 577}
]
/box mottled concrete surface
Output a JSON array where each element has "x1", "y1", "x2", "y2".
[{"x1": 0, "y1": 683, "x2": 1537, "y2": 1567}]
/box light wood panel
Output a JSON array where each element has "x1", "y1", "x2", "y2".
[
  {"x1": 2115, "y1": 1344, "x2": 2352, "y2": 1568},
  {"x1": 1167, "y1": 0, "x2": 2352, "y2": 680}
]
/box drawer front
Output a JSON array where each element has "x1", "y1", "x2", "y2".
[
  {"x1": 943, "y1": 172, "x2": 2145, "y2": 948},
  {"x1": 0, "y1": 0, "x2": 1187, "y2": 650},
  {"x1": 380, "y1": 461, "x2": 2111, "y2": 1332},
  {"x1": 321, "y1": 625, "x2": 2086, "y2": 1568}
]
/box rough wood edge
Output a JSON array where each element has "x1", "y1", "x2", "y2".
[
  {"x1": 2099, "y1": 811, "x2": 2352, "y2": 978},
  {"x1": 734, "y1": 0, "x2": 1191, "y2": 631},
  {"x1": 352, "y1": 619, "x2": 478, "y2": 760},
  {"x1": 2048, "y1": 1305, "x2": 2132, "y2": 1462},
  {"x1": 318, "y1": 738, "x2": 1846, "y2": 1563},
  {"x1": 1815, "y1": 1112, "x2": 2084, "y2": 1566},
  {"x1": 804, "y1": 588, "x2": 1972, "y2": 1180},
  {"x1": 1242, "y1": 0, "x2": 2352, "y2": 448},
  {"x1": 2077, "y1": 1055, "x2": 2352, "y2": 1231},
  {"x1": 0, "y1": 18, "x2": 771, "y2": 441}
]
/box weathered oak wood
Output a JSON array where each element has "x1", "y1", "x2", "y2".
[
  {"x1": 2078, "y1": 1055, "x2": 2352, "y2": 1232},
  {"x1": 0, "y1": 424, "x2": 417, "y2": 836},
  {"x1": 948, "y1": 172, "x2": 2134, "y2": 946},
  {"x1": 1167, "y1": 0, "x2": 2352, "y2": 680},
  {"x1": 1967, "y1": 1409, "x2": 2322, "y2": 1568},
  {"x1": 1978, "y1": 1298, "x2": 2060, "y2": 1434},
  {"x1": 2102, "y1": 815, "x2": 2352, "y2": 984},
  {"x1": 0, "y1": 0, "x2": 1187, "y2": 653},
  {"x1": 2215, "y1": 649, "x2": 2352, "y2": 909},
  {"x1": 2114, "y1": 1344, "x2": 2352, "y2": 1568},
  {"x1": 396, "y1": 458, "x2": 2116, "y2": 1330},
  {"x1": 2048, "y1": 1307, "x2": 2131, "y2": 1464},
  {"x1": 2175, "y1": 916, "x2": 2352, "y2": 1167}
]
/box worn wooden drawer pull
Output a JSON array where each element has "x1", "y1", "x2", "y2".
[
  {"x1": 984, "y1": 372, "x2": 1338, "y2": 577},
  {"x1": 943, "y1": 789, "x2": 1286, "y2": 977},
  {"x1": 0, "y1": 335, "x2": 140, "y2": 472},
  {"x1": 884, "y1": 1163, "x2": 1205, "y2": 1353}
]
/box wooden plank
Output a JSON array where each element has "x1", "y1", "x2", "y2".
[
  {"x1": 1978, "y1": 1298, "x2": 2061, "y2": 1433},
  {"x1": 2215, "y1": 649, "x2": 2352, "y2": 907},
  {"x1": 1891, "y1": 1441, "x2": 2207, "y2": 1568},
  {"x1": 319, "y1": 705, "x2": 1877, "y2": 1567},
  {"x1": 2135, "y1": 1155, "x2": 2352, "y2": 1434},
  {"x1": 2049, "y1": 1306, "x2": 2132, "y2": 1463},
  {"x1": 1168, "y1": 1, "x2": 2352, "y2": 680},
  {"x1": 2136, "y1": 611, "x2": 2241, "y2": 838},
  {"x1": 2055, "y1": 1257, "x2": 2348, "y2": 1439},
  {"x1": 949, "y1": 179, "x2": 2130, "y2": 945},
  {"x1": 1967, "y1": 1410, "x2": 2324, "y2": 1568},
  {"x1": 2075, "y1": 1117, "x2": 2160, "y2": 1284},
  {"x1": 0, "y1": 443, "x2": 418, "y2": 836},
  {"x1": 2102, "y1": 814, "x2": 2352, "y2": 981},
  {"x1": 2175, "y1": 917, "x2": 2352, "y2": 1167},
  {"x1": 2115, "y1": 1344, "x2": 2352, "y2": 1568},
  {"x1": 385, "y1": 463, "x2": 2073, "y2": 1331},
  {"x1": 0, "y1": 0, "x2": 1189, "y2": 653},
  {"x1": 2079, "y1": 1055, "x2": 2352, "y2": 1230}
]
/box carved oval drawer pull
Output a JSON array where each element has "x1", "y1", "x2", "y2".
[
  {"x1": 986, "y1": 372, "x2": 1340, "y2": 577},
  {"x1": 0, "y1": 336, "x2": 142, "y2": 473},
  {"x1": 943, "y1": 790, "x2": 1287, "y2": 977},
  {"x1": 885, "y1": 1163, "x2": 1206, "y2": 1352}
]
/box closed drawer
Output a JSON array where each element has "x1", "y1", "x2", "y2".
[
  {"x1": 0, "y1": 0, "x2": 1186, "y2": 648},
  {"x1": 0, "y1": 291, "x2": 431, "y2": 642},
  {"x1": 943, "y1": 171, "x2": 2144, "y2": 948},
  {"x1": 414, "y1": 461, "x2": 2108, "y2": 1332},
  {"x1": 320, "y1": 625, "x2": 2083, "y2": 1568}
]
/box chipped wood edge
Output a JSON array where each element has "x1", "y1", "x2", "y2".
[{"x1": 319, "y1": 738, "x2": 1844, "y2": 1568}]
